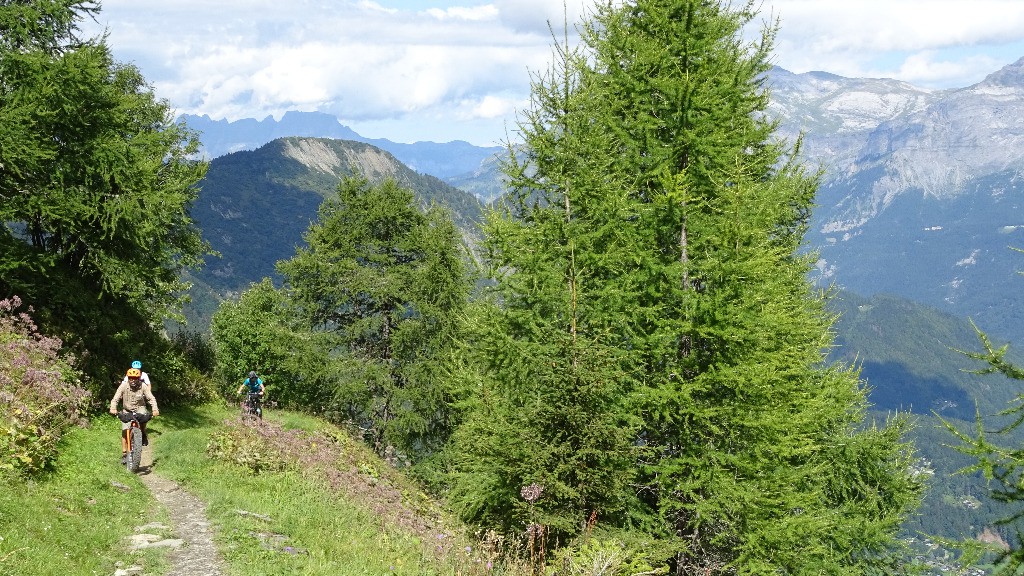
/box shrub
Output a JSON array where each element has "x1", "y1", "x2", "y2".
[
  {"x1": 206, "y1": 419, "x2": 294, "y2": 474},
  {"x1": 0, "y1": 296, "x2": 91, "y2": 477},
  {"x1": 545, "y1": 536, "x2": 664, "y2": 576}
]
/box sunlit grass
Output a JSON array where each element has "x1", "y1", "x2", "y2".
[
  {"x1": 151, "y1": 406, "x2": 426, "y2": 574},
  {"x1": 0, "y1": 415, "x2": 169, "y2": 576},
  {"x1": 1, "y1": 403, "x2": 522, "y2": 576}
]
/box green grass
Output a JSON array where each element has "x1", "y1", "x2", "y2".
[
  {"x1": 154, "y1": 404, "x2": 452, "y2": 575},
  {"x1": 2, "y1": 402, "x2": 518, "y2": 576},
  {"x1": 0, "y1": 415, "x2": 169, "y2": 576}
]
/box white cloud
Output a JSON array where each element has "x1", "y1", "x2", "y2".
[
  {"x1": 83, "y1": 0, "x2": 1024, "y2": 144},
  {"x1": 894, "y1": 52, "x2": 1005, "y2": 86},
  {"x1": 493, "y1": 0, "x2": 589, "y2": 34},
  {"x1": 425, "y1": 5, "x2": 499, "y2": 21},
  {"x1": 765, "y1": 0, "x2": 1024, "y2": 86},
  {"x1": 767, "y1": 0, "x2": 1024, "y2": 52}
]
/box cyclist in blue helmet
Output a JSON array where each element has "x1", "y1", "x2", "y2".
[
  {"x1": 237, "y1": 371, "x2": 265, "y2": 418},
  {"x1": 237, "y1": 370, "x2": 265, "y2": 396},
  {"x1": 120, "y1": 359, "x2": 152, "y2": 389}
]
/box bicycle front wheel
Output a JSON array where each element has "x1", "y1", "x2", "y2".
[{"x1": 127, "y1": 426, "x2": 143, "y2": 472}]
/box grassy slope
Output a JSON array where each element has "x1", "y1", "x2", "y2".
[
  {"x1": 0, "y1": 415, "x2": 170, "y2": 576},
  {"x1": 0, "y1": 404, "x2": 519, "y2": 576}
]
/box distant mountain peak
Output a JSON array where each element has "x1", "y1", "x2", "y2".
[
  {"x1": 179, "y1": 112, "x2": 501, "y2": 180},
  {"x1": 976, "y1": 56, "x2": 1024, "y2": 88}
]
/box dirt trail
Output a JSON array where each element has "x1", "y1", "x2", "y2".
[{"x1": 118, "y1": 446, "x2": 227, "y2": 576}]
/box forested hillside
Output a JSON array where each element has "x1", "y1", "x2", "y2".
[
  {"x1": 182, "y1": 137, "x2": 483, "y2": 327},
  {"x1": 8, "y1": 1, "x2": 1024, "y2": 575},
  {"x1": 829, "y1": 292, "x2": 1024, "y2": 544}
]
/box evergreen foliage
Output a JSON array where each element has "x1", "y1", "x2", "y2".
[
  {"x1": 276, "y1": 176, "x2": 472, "y2": 457},
  {"x1": 446, "y1": 22, "x2": 643, "y2": 543},
  {"x1": 945, "y1": 322, "x2": 1024, "y2": 574},
  {"x1": 447, "y1": 1, "x2": 922, "y2": 573},
  {"x1": 209, "y1": 278, "x2": 336, "y2": 410},
  {"x1": 0, "y1": 0, "x2": 211, "y2": 393}
]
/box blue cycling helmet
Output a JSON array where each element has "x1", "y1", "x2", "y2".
[{"x1": 132, "y1": 360, "x2": 142, "y2": 369}]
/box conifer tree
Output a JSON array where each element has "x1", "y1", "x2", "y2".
[
  {"x1": 445, "y1": 22, "x2": 645, "y2": 543},
  {"x1": 277, "y1": 176, "x2": 471, "y2": 458},
  {"x1": 0, "y1": 0, "x2": 208, "y2": 321},
  {"x1": 451, "y1": 0, "x2": 921, "y2": 572},
  {"x1": 946, "y1": 324, "x2": 1024, "y2": 574},
  {"x1": 0, "y1": 0, "x2": 209, "y2": 389}
]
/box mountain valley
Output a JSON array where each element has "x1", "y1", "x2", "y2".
[{"x1": 177, "y1": 59, "x2": 1024, "y2": 548}]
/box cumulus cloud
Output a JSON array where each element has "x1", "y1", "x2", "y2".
[
  {"x1": 84, "y1": 0, "x2": 1024, "y2": 144},
  {"x1": 492, "y1": 0, "x2": 589, "y2": 34},
  {"x1": 424, "y1": 5, "x2": 499, "y2": 21},
  {"x1": 766, "y1": 0, "x2": 1024, "y2": 86}
]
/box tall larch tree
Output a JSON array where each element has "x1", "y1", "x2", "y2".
[
  {"x1": 0, "y1": 0, "x2": 210, "y2": 388},
  {"x1": 277, "y1": 176, "x2": 472, "y2": 459},
  {"x1": 446, "y1": 25, "x2": 643, "y2": 543},
  {"x1": 452, "y1": 0, "x2": 922, "y2": 573}
]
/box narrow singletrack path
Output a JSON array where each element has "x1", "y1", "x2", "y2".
[{"x1": 135, "y1": 446, "x2": 227, "y2": 576}]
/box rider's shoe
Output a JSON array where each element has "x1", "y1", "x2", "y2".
[
  {"x1": 121, "y1": 453, "x2": 127, "y2": 464},
  {"x1": 142, "y1": 434, "x2": 149, "y2": 447}
]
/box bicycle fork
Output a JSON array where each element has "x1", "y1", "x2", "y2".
[{"x1": 121, "y1": 425, "x2": 134, "y2": 454}]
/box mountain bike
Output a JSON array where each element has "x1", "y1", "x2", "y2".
[
  {"x1": 117, "y1": 410, "x2": 151, "y2": 472},
  {"x1": 241, "y1": 392, "x2": 263, "y2": 424}
]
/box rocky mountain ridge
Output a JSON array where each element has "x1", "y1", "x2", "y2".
[
  {"x1": 184, "y1": 137, "x2": 482, "y2": 327},
  {"x1": 183, "y1": 58, "x2": 1024, "y2": 342},
  {"x1": 769, "y1": 60, "x2": 1024, "y2": 342},
  {"x1": 182, "y1": 111, "x2": 503, "y2": 180},
  {"x1": 774, "y1": 59, "x2": 1024, "y2": 229}
]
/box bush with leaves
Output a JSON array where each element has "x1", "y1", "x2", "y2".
[
  {"x1": 210, "y1": 278, "x2": 338, "y2": 411},
  {"x1": 546, "y1": 535, "x2": 666, "y2": 576},
  {"x1": 0, "y1": 296, "x2": 90, "y2": 477}
]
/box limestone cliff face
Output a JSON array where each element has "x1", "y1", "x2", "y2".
[
  {"x1": 767, "y1": 60, "x2": 1024, "y2": 341},
  {"x1": 770, "y1": 59, "x2": 1024, "y2": 230},
  {"x1": 279, "y1": 138, "x2": 403, "y2": 182}
]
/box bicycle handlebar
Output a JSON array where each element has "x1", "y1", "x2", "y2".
[{"x1": 116, "y1": 410, "x2": 152, "y2": 424}]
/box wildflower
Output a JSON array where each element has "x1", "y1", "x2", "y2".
[{"x1": 520, "y1": 483, "x2": 543, "y2": 503}]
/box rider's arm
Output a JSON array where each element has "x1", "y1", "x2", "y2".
[
  {"x1": 109, "y1": 382, "x2": 127, "y2": 414},
  {"x1": 144, "y1": 387, "x2": 159, "y2": 416},
  {"x1": 141, "y1": 371, "x2": 152, "y2": 387}
]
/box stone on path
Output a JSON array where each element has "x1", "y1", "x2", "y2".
[{"x1": 133, "y1": 444, "x2": 228, "y2": 576}]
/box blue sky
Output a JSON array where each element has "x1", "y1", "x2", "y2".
[{"x1": 82, "y1": 0, "x2": 1024, "y2": 146}]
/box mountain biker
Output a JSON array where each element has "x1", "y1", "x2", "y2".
[
  {"x1": 237, "y1": 371, "x2": 265, "y2": 417},
  {"x1": 119, "y1": 360, "x2": 152, "y2": 390},
  {"x1": 236, "y1": 370, "x2": 265, "y2": 396},
  {"x1": 109, "y1": 368, "x2": 159, "y2": 461}
]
